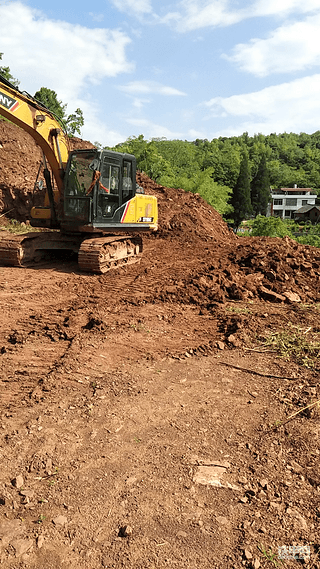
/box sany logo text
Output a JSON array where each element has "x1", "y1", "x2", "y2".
[{"x1": 0, "y1": 90, "x2": 19, "y2": 111}]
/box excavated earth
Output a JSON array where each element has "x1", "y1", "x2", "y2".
[{"x1": 0, "y1": 120, "x2": 319, "y2": 569}]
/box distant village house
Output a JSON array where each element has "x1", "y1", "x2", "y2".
[{"x1": 268, "y1": 185, "x2": 317, "y2": 220}]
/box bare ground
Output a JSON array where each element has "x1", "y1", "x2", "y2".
[{"x1": 0, "y1": 120, "x2": 319, "y2": 568}]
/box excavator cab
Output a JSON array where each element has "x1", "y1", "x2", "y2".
[{"x1": 61, "y1": 148, "x2": 155, "y2": 233}]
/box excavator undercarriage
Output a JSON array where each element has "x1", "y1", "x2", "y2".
[{"x1": 0, "y1": 232, "x2": 143, "y2": 273}]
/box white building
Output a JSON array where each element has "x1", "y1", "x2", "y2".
[{"x1": 269, "y1": 186, "x2": 317, "y2": 219}]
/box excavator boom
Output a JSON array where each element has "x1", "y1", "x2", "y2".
[{"x1": 0, "y1": 76, "x2": 69, "y2": 195}]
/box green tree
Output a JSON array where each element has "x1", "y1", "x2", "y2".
[
  {"x1": 0, "y1": 53, "x2": 19, "y2": 87},
  {"x1": 196, "y1": 168, "x2": 232, "y2": 215},
  {"x1": 34, "y1": 87, "x2": 84, "y2": 136},
  {"x1": 34, "y1": 87, "x2": 66, "y2": 119},
  {"x1": 251, "y1": 215, "x2": 293, "y2": 238},
  {"x1": 230, "y1": 147, "x2": 252, "y2": 230},
  {"x1": 65, "y1": 108, "x2": 84, "y2": 137},
  {"x1": 251, "y1": 153, "x2": 270, "y2": 216}
]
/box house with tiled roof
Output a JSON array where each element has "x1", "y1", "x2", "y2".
[
  {"x1": 293, "y1": 205, "x2": 320, "y2": 223},
  {"x1": 269, "y1": 185, "x2": 317, "y2": 219}
]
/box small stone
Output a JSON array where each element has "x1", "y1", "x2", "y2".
[
  {"x1": 227, "y1": 334, "x2": 241, "y2": 347},
  {"x1": 118, "y1": 525, "x2": 132, "y2": 537},
  {"x1": 244, "y1": 549, "x2": 253, "y2": 560},
  {"x1": 216, "y1": 516, "x2": 229, "y2": 526},
  {"x1": 52, "y1": 515, "x2": 67, "y2": 526},
  {"x1": 216, "y1": 341, "x2": 225, "y2": 350},
  {"x1": 253, "y1": 559, "x2": 261, "y2": 569},
  {"x1": 290, "y1": 461, "x2": 303, "y2": 473},
  {"x1": 283, "y1": 291, "x2": 301, "y2": 303},
  {"x1": 238, "y1": 476, "x2": 248, "y2": 484},
  {"x1": 259, "y1": 479, "x2": 268, "y2": 489},
  {"x1": 20, "y1": 489, "x2": 35, "y2": 499},
  {"x1": 12, "y1": 475, "x2": 24, "y2": 489},
  {"x1": 37, "y1": 535, "x2": 44, "y2": 549},
  {"x1": 259, "y1": 286, "x2": 286, "y2": 303},
  {"x1": 176, "y1": 531, "x2": 188, "y2": 538},
  {"x1": 286, "y1": 508, "x2": 308, "y2": 531},
  {"x1": 11, "y1": 538, "x2": 33, "y2": 557}
]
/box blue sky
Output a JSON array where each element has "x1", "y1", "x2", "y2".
[{"x1": 1, "y1": 0, "x2": 320, "y2": 146}]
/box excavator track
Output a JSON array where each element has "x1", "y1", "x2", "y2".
[
  {"x1": 0, "y1": 232, "x2": 83, "y2": 268},
  {"x1": 0, "y1": 233, "x2": 42, "y2": 267},
  {"x1": 0, "y1": 232, "x2": 143, "y2": 274},
  {"x1": 78, "y1": 235, "x2": 143, "y2": 274}
]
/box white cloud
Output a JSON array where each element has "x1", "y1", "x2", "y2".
[
  {"x1": 161, "y1": 0, "x2": 320, "y2": 33},
  {"x1": 119, "y1": 80, "x2": 187, "y2": 96},
  {"x1": 252, "y1": 0, "x2": 320, "y2": 17},
  {"x1": 132, "y1": 98, "x2": 151, "y2": 109},
  {"x1": 110, "y1": 0, "x2": 153, "y2": 15},
  {"x1": 227, "y1": 14, "x2": 320, "y2": 76},
  {"x1": 204, "y1": 75, "x2": 320, "y2": 134},
  {"x1": 0, "y1": 1, "x2": 133, "y2": 101},
  {"x1": 161, "y1": 0, "x2": 242, "y2": 32}
]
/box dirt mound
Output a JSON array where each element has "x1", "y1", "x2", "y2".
[
  {"x1": 137, "y1": 171, "x2": 234, "y2": 244},
  {"x1": 155, "y1": 235, "x2": 320, "y2": 307},
  {"x1": 134, "y1": 173, "x2": 320, "y2": 307}
]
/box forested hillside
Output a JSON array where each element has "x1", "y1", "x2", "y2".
[{"x1": 110, "y1": 131, "x2": 320, "y2": 216}]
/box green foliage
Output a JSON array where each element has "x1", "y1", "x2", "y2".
[
  {"x1": 0, "y1": 219, "x2": 41, "y2": 234},
  {"x1": 262, "y1": 323, "x2": 320, "y2": 367},
  {"x1": 295, "y1": 224, "x2": 320, "y2": 247},
  {"x1": 0, "y1": 53, "x2": 19, "y2": 87},
  {"x1": 230, "y1": 147, "x2": 252, "y2": 229},
  {"x1": 109, "y1": 131, "x2": 320, "y2": 222},
  {"x1": 34, "y1": 87, "x2": 84, "y2": 136},
  {"x1": 196, "y1": 169, "x2": 232, "y2": 215},
  {"x1": 251, "y1": 153, "x2": 270, "y2": 216},
  {"x1": 34, "y1": 87, "x2": 66, "y2": 119},
  {"x1": 251, "y1": 215, "x2": 293, "y2": 237},
  {"x1": 112, "y1": 136, "x2": 232, "y2": 214},
  {"x1": 65, "y1": 108, "x2": 84, "y2": 137}
]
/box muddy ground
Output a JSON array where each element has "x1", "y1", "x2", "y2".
[{"x1": 0, "y1": 120, "x2": 319, "y2": 568}]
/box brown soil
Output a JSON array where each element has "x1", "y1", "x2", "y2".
[{"x1": 0, "y1": 120, "x2": 319, "y2": 568}]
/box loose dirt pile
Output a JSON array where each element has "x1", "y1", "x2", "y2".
[{"x1": 0, "y1": 121, "x2": 319, "y2": 569}]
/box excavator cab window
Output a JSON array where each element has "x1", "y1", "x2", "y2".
[
  {"x1": 123, "y1": 161, "x2": 134, "y2": 199},
  {"x1": 97, "y1": 156, "x2": 120, "y2": 219},
  {"x1": 64, "y1": 151, "x2": 96, "y2": 222}
]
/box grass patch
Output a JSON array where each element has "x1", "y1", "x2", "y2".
[
  {"x1": 225, "y1": 305, "x2": 251, "y2": 314},
  {"x1": 261, "y1": 323, "x2": 320, "y2": 368},
  {"x1": 0, "y1": 218, "x2": 40, "y2": 235}
]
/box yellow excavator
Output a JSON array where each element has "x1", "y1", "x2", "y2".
[{"x1": 0, "y1": 75, "x2": 158, "y2": 273}]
